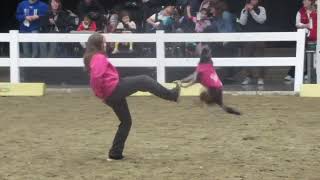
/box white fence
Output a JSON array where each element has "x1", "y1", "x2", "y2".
[{"x1": 0, "y1": 30, "x2": 307, "y2": 92}]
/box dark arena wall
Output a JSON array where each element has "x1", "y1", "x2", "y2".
[{"x1": 1, "y1": 0, "x2": 300, "y2": 32}]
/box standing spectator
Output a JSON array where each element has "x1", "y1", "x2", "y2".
[
  {"x1": 40, "y1": 0, "x2": 74, "y2": 57},
  {"x1": 201, "y1": 0, "x2": 236, "y2": 32},
  {"x1": 285, "y1": 0, "x2": 317, "y2": 81},
  {"x1": 203, "y1": 1, "x2": 238, "y2": 81},
  {"x1": 146, "y1": 6, "x2": 176, "y2": 33},
  {"x1": 297, "y1": 0, "x2": 317, "y2": 41},
  {"x1": 112, "y1": 11, "x2": 137, "y2": 54},
  {"x1": 205, "y1": 1, "x2": 225, "y2": 32},
  {"x1": 77, "y1": 0, "x2": 106, "y2": 31},
  {"x1": 211, "y1": 0, "x2": 236, "y2": 32},
  {"x1": 16, "y1": 0, "x2": 48, "y2": 58},
  {"x1": 239, "y1": 0, "x2": 267, "y2": 85}
]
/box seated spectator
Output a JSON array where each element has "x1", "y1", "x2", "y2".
[
  {"x1": 146, "y1": 6, "x2": 176, "y2": 33},
  {"x1": 77, "y1": 15, "x2": 97, "y2": 32},
  {"x1": 16, "y1": 0, "x2": 48, "y2": 58},
  {"x1": 77, "y1": 15, "x2": 97, "y2": 49},
  {"x1": 40, "y1": 0, "x2": 74, "y2": 57},
  {"x1": 112, "y1": 11, "x2": 137, "y2": 54},
  {"x1": 77, "y1": 0, "x2": 106, "y2": 31},
  {"x1": 239, "y1": 0, "x2": 267, "y2": 86},
  {"x1": 104, "y1": 8, "x2": 120, "y2": 33},
  {"x1": 285, "y1": 0, "x2": 317, "y2": 82}
]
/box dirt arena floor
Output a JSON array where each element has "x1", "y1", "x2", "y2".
[{"x1": 0, "y1": 93, "x2": 320, "y2": 180}]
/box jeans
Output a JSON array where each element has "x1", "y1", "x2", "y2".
[
  {"x1": 221, "y1": 11, "x2": 236, "y2": 32},
  {"x1": 39, "y1": 43, "x2": 58, "y2": 58},
  {"x1": 21, "y1": 30, "x2": 40, "y2": 58}
]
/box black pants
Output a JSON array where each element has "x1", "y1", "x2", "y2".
[{"x1": 105, "y1": 75, "x2": 177, "y2": 157}]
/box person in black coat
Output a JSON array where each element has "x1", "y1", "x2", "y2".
[{"x1": 40, "y1": 0, "x2": 76, "y2": 57}]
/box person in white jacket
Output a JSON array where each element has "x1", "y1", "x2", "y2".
[{"x1": 238, "y1": 0, "x2": 267, "y2": 86}]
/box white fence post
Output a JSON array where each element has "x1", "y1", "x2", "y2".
[
  {"x1": 294, "y1": 29, "x2": 306, "y2": 92},
  {"x1": 9, "y1": 30, "x2": 20, "y2": 83},
  {"x1": 156, "y1": 31, "x2": 165, "y2": 83}
]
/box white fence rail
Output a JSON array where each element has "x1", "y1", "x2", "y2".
[{"x1": 0, "y1": 30, "x2": 306, "y2": 92}]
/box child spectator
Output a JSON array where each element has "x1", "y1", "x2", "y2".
[
  {"x1": 146, "y1": 5, "x2": 176, "y2": 33},
  {"x1": 193, "y1": 8, "x2": 211, "y2": 33},
  {"x1": 112, "y1": 11, "x2": 137, "y2": 54},
  {"x1": 77, "y1": 0, "x2": 105, "y2": 31},
  {"x1": 77, "y1": 15, "x2": 97, "y2": 49},
  {"x1": 77, "y1": 15, "x2": 97, "y2": 32}
]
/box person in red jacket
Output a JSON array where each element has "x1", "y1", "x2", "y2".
[
  {"x1": 296, "y1": 0, "x2": 317, "y2": 41},
  {"x1": 284, "y1": 0, "x2": 317, "y2": 81},
  {"x1": 83, "y1": 33, "x2": 181, "y2": 161},
  {"x1": 77, "y1": 15, "x2": 97, "y2": 32}
]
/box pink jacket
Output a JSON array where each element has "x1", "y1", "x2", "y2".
[
  {"x1": 197, "y1": 63, "x2": 223, "y2": 89},
  {"x1": 90, "y1": 53, "x2": 119, "y2": 100}
]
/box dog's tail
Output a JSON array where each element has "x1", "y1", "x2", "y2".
[{"x1": 220, "y1": 105, "x2": 241, "y2": 116}]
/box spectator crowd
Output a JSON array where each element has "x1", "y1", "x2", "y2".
[{"x1": 15, "y1": 0, "x2": 318, "y2": 85}]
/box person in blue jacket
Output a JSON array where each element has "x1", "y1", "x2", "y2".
[{"x1": 16, "y1": 0, "x2": 48, "y2": 58}]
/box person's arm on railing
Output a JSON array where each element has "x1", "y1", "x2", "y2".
[{"x1": 249, "y1": 6, "x2": 267, "y2": 24}]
